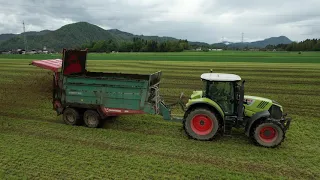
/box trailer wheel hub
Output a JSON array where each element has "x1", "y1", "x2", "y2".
[
  {"x1": 191, "y1": 114, "x2": 213, "y2": 135},
  {"x1": 259, "y1": 126, "x2": 277, "y2": 142}
]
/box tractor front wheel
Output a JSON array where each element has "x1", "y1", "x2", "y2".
[
  {"x1": 183, "y1": 108, "x2": 219, "y2": 141},
  {"x1": 251, "y1": 121, "x2": 285, "y2": 148},
  {"x1": 63, "y1": 108, "x2": 81, "y2": 125},
  {"x1": 84, "y1": 110, "x2": 101, "y2": 128}
]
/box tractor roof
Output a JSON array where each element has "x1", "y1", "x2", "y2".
[{"x1": 201, "y1": 73, "x2": 241, "y2": 82}]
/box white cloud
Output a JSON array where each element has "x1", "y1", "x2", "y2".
[{"x1": 0, "y1": 0, "x2": 319, "y2": 43}]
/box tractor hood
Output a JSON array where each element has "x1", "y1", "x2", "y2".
[
  {"x1": 244, "y1": 95, "x2": 272, "y2": 106},
  {"x1": 243, "y1": 95, "x2": 283, "y2": 117}
]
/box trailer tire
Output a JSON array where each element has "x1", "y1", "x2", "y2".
[
  {"x1": 183, "y1": 108, "x2": 219, "y2": 141},
  {"x1": 63, "y1": 108, "x2": 81, "y2": 126},
  {"x1": 84, "y1": 110, "x2": 101, "y2": 128}
]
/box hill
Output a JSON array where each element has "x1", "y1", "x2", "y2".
[
  {"x1": 250, "y1": 36, "x2": 292, "y2": 47},
  {"x1": 0, "y1": 21, "x2": 291, "y2": 51},
  {"x1": 0, "y1": 22, "x2": 187, "y2": 51},
  {"x1": 0, "y1": 34, "x2": 16, "y2": 43},
  {"x1": 0, "y1": 22, "x2": 117, "y2": 51},
  {"x1": 213, "y1": 36, "x2": 292, "y2": 49},
  {"x1": 0, "y1": 30, "x2": 52, "y2": 44}
]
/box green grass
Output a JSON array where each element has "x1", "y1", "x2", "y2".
[
  {"x1": 1, "y1": 51, "x2": 320, "y2": 63},
  {"x1": 0, "y1": 53, "x2": 319, "y2": 179}
]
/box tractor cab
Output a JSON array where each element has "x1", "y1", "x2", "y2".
[{"x1": 200, "y1": 72, "x2": 242, "y2": 116}]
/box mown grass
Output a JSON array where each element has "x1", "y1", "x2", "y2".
[
  {"x1": 0, "y1": 55, "x2": 320, "y2": 179},
  {"x1": 1, "y1": 50, "x2": 320, "y2": 63}
]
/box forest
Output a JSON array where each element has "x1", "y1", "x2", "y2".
[{"x1": 80, "y1": 38, "x2": 190, "y2": 52}]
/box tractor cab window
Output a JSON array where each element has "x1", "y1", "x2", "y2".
[{"x1": 207, "y1": 81, "x2": 235, "y2": 115}]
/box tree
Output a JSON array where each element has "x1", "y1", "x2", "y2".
[
  {"x1": 313, "y1": 42, "x2": 320, "y2": 51},
  {"x1": 91, "y1": 41, "x2": 107, "y2": 52},
  {"x1": 133, "y1": 38, "x2": 144, "y2": 52},
  {"x1": 107, "y1": 40, "x2": 118, "y2": 52},
  {"x1": 80, "y1": 38, "x2": 190, "y2": 53},
  {"x1": 285, "y1": 38, "x2": 320, "y2": 51}
]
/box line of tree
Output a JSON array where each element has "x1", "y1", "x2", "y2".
[
  {"x1": 80, "y1": 38, "x2": 320, "y2": 52},
  {"x1": 264, "y1": 39, "x2": 320, "y2": 51},
  {"x1": 81, "y1": 38, "x2": 190, "y2": 52}
]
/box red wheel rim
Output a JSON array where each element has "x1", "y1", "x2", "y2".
[
  {"x1": 259, "y1": 126, "x2": 277, "y2": 142},
  {"x1": 191, "y1": 114, "x2": 213, "y2": 135}
]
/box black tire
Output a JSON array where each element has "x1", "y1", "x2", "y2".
[
  {"x1": 251, "y1": 121, "x2": 285, "y2": 148},
  {"x1": 183, "y1": 108, "x2": 219, "y2": 141},
  {"x1": 63, "y1": 108, "x2": 81, "y2": 125},
  {"x1": 83, "y1": 110, "x2": 101, "y2": 128}
]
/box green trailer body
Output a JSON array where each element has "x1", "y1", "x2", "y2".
[
  {"x1": 57, "y1": 71, "x2": 171, "y2": 119},
  {"x1": 31, "y1": 49, "x2": 173, "y2": 121}
]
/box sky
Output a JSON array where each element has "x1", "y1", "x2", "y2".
[{"x1": 0, "y1": 0, "x2": 319, "y2": 43}]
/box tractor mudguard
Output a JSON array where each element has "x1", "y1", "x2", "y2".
[
  {"x1": 185, "y1": 99, "x2": 225, "y2": 121},
  {"x1": 245, "y1": 110, "x2": 270, "y2": 136}
]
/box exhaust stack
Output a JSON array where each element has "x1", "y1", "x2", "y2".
[{"x1": 237, "y1": 80, "x2": 245, "y2": 121}]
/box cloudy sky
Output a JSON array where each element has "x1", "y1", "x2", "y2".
[{"x1": 0, "y1": 0, "x2": 319, "y2": 43}]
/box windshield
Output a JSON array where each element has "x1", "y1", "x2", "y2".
[{"x1": 207, "y1": 81, "x2": 235, "y2": 114}]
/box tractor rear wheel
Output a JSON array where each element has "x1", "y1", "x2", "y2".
[
  {"x1": 84, "y1": 110, "x2": 101, "y2": 128},
  {"x1": 183, "y1": 108, "x2": 219, "y2": 141},
  {"x1": 251, "y1": 121, "x2": 285, "y2": 148},
  {"x1": 63, "y1": 108, "x2": 81, "y2": 125}
]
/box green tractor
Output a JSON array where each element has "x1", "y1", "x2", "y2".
[{"x1": 182, "y1": 72, "x2": 292, "y2": 148}]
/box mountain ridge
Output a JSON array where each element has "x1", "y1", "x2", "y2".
[{"x1": 0, "y1": 21, "x2": 292, "y2": 51}]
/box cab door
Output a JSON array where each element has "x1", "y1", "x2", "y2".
[{"x1": 207, "y1": 81, "x2": 236, "y2": 115}]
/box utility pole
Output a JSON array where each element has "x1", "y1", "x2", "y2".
[
  {"x1": 241, "y1": 32, "x2": 244, "y2": 44},
  {"x1": 23, "y1": 21, "x2": 28, "y2": 53}
]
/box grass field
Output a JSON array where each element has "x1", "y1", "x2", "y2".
[
  {"x1": 1, "y1": 51, "x2": 320, "y2": 63},
  {"x1": 0, "y1": 51, "x2": 320, "y2": 179}
]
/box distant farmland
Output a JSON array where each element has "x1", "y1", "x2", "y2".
[
  {"x1": 1, "y1": 51, "x2": 320, "y2": 63},
  {"x1": 0, "y1": 51, "x2": 319, "y2": 179}
]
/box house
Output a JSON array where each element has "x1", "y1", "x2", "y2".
[
  {"x1": 2, "y1": 51, "x2": 12, "y2": 54},
  {"x1": 212, "y1": 49, "x2": 223, "y2": 51}
]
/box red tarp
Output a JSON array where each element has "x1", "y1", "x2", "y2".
[{"x1": 31, "y1": 59, "x2": 62, "y2": 72}]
